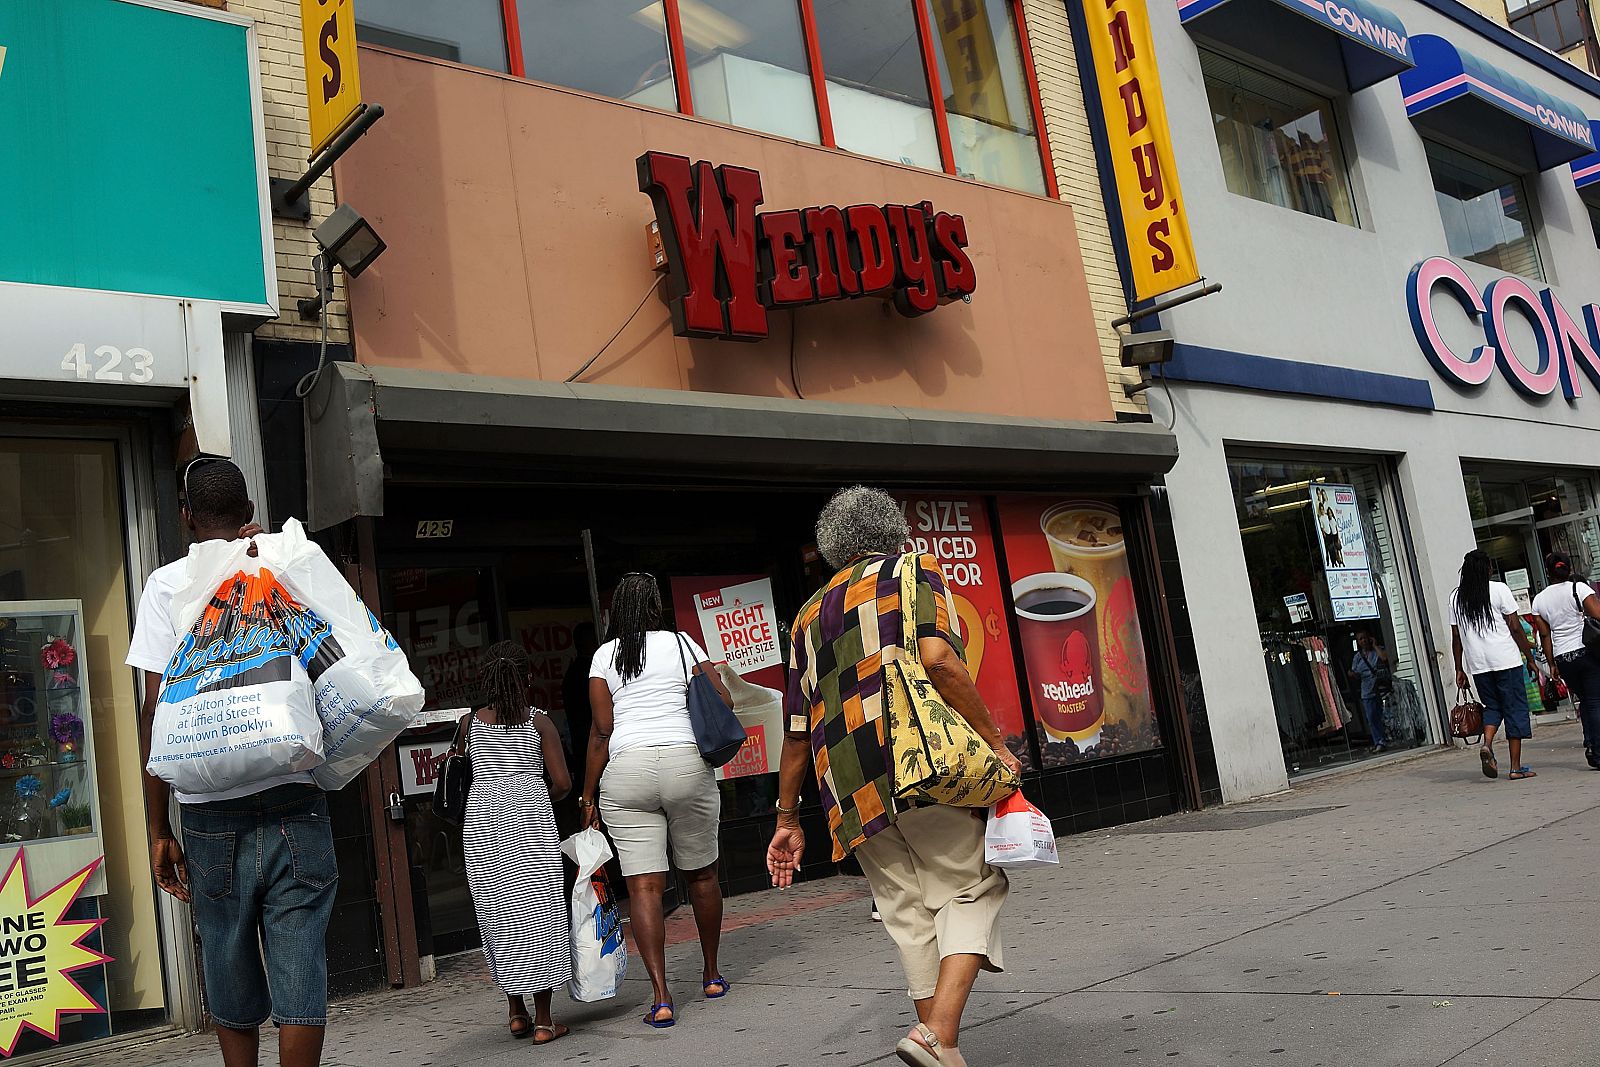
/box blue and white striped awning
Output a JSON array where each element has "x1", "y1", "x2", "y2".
[
  {"x1": 1401, "y1": 34, "x2": 1592, "y2": 171},
  {"x1": 1570, "y1": 122, "x2": 1600, "y2": 190},
  {"x1": 1178, "y1": 0, "x2": 1412, "y2": 91}
]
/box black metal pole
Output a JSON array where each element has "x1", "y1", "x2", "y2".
[{"x1": 271, "y1": 103, "x2": 386, "y2": 219}]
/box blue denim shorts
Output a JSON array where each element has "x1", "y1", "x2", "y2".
[
  {"x1": 181, "y1": 784, "x2": 338, "y2": 1028},
  {"x1": 1475, "y1": 665, "x2": 1532, "y2": 740}
]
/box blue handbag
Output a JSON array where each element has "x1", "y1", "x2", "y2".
[{"x1": 674, "y1": 633, "x2": 747, "y2": 767}]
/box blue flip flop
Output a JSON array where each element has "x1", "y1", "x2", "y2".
[
  {"x1": 703, "y1": 976, "x2": 731, "y2": 999},
  {"x1": 643, "y1": 1003, "x2": 676, "y2": 1028}
]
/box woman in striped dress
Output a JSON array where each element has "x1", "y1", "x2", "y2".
[{"x1": 463, "y1": 642, "x2": 574, "y2": 1043}]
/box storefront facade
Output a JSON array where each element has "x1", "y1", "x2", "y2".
[
  {"x1": 1102, "y1": 0, "x2": 1600, "y2": 799},
  {"x1": 291, "y1": 5, "x2": 1201, "y2": 973},
  {"x1": 0, "y1": 1, "x2": 281, "y2": 1057}
]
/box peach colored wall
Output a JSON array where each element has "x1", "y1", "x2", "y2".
[{"x1": 336, "y1": 47, "x2": 1113, "y2": 424}]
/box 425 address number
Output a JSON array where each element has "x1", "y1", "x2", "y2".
[{"x1": 60, "y1": 343, "x2": 156, "y2": 383}]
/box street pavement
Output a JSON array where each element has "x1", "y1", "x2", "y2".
[{"x1": 97, "y1": 724, "x2": 1599, "y2": 1067}]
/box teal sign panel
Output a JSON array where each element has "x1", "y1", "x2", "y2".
[{"x1": 0, "y1": 0, "x2": 270, "y2": 309}]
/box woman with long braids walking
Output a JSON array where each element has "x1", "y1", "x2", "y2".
[
  {"x1": 1451, "y1": 550, "x2": 1540, "y2": 781},
  {"x1": 461, "y1": 641, "x2": 573, "y2": 1043},
  {"x1": 580, "y1": 573, "x2": 734, "y2": 1028}
]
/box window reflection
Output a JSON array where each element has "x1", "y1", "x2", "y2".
[
  {"x1": 813, "y1": 0, "x2": 942, "y2": 170},
  {"x1": 520, "y1": 0, "x2": 677, "y2": 109},
  {"x1": 683, "y1": 0, "x2": 820, "y2": 143},
  {"x1": 1426, "y1": 140, "x2": 1543, "y2": 281},
  {"x1": 356, "y1": 0, "x2": 509, "y2": 72},
  {"x1": 924, "y1": 0, "x2": 1045, "y2": 194}
]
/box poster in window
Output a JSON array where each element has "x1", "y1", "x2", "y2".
[
  {"x1": 897, "y1": 495, "x2": 1032, "y2": 771},
  {"x1": 506, "y1": 608, "x2": 594, "y2": 753},
  {"x1": 996, "y1": 498, "x2": 1162, "y2": 768},
  {"x1": 1311, "y1": 485, "x2": 1370, "y2": 572},
  {"x1": 669, "y1": 576, "x2": 785, "y2": 781}
]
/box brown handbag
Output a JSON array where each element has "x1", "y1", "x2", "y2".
[{"x1": 1449, "y1": 682, "x2": 1485, "y2": 743}]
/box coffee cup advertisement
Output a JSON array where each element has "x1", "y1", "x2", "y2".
[
  {"x1": 897, "y1": 495, "x2": 1032, "y2": 770},
  {"x1": 670, "y1": 576, "x2": 786, "y2": 781},
  {"x1": 998, "y1": 497, "x2": 1162, "y2": 768}
]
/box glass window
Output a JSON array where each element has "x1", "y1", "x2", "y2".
[
  {"x1": 682, "y1": 0, "x2": 820, "y2": 142},
  {"x1": 1426, "y1": 140, "x2": 1544, "y2": 281},
  {"x1": 519, "y1": 1, "x2": 677, "y2": 109},
  {"x1": 1512, "y1": 0, "x2": 1589, "y2": 52},
  {"x1": 1230, "y1": 455, "x2": 1432, "y2": 776},
  {"x1": 355, "y1": 0, "x2": 509, "y2": 71},
  {"x1": 1586, "y1": 198, "x2": 1600, "y2": 248},
  {"x1": 1201, "y1": 50, "x2": 1358, "y2": 226},
  {"x1": 813, "y1": 0, "x2": 942, "y2": 170},
  {"x1": 924, "y1": 0, "x2": 1045, "y2": 194}
]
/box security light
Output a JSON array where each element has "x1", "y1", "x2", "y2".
[
  {"x1": 1118, "y1": 329, "x2": 1175, "y2": 368},
  {"x1": 314, "y1": 204, "x2": 386, "y2": 277}
]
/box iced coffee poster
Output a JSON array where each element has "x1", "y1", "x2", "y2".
[
  {"x1": 669, "y1": 576, "x2": 785, "y2": 781},
  {"x1": 897, "y1": 494, "x2": 1033, "y2": 771},
  {"x1": 996, "y1": 497, "x2": 1162, "y2": 768}
]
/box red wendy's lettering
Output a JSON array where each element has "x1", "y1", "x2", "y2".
[{"x1": 638, "y1": 151, "x2": 977, "y2": 341}]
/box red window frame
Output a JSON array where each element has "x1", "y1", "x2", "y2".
[{"x1": 495, "y1": 0, "x2": 1057, "y2": 197}]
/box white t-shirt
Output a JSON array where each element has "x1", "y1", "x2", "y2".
[
  {"x1": 590, "y1": 631, "x2": 708, "y2": 756},
  {"x1": 127, "y1": 554, "x2": 316, "y2": 805},
  {"x1": 1532, "y1": 581, "x2": 1599, "y2": 658},
  {"x1": 1450, "y1": 581, "x2": 1524, "y2": 676}
]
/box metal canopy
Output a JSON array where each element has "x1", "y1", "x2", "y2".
[{"x1": 303, "y1": 362, "x2": 1180, "y2": 531}]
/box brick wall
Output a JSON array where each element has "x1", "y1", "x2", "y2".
[
  {"x1": 230, "y1": 0, "x2": 350, "y2": 344},
  {"x1": 1020, "y1": 0, "x2": 1145, "y2": 417}
]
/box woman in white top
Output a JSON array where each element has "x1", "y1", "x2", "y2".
[
  {"x1": 1531, "y1": 552, "x2": 1600, "y2": 770},
  {"x1": 580, "y1": 573, "x2": 735, "y2": 1029},
  {"x1": 1451, "y1": 550, "x2": 1538, "y2": 780}
]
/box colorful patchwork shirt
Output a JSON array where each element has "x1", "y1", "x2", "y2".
[{"x1": 785, "y1": 553, "x2": 962, "y2": 860}]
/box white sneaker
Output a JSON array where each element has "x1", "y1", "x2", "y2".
[{"x1": 870, "y1": 903, "x2": 882, "y2": 922}]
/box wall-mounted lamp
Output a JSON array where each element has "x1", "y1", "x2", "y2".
[
  {"x1": 1118, "y1": 329, "x2": 1174, "y2": 368},
  {"x1": 298, "y1": 203, "x2": 387, "y2": 320}
]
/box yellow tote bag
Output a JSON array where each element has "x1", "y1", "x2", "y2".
[{"x1": 886, "y1": 554, "x2": 1020, "y2": 807}]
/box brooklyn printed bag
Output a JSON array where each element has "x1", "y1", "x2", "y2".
[
  {"x1": 562, "y1": 829, "x2": 628, "y2": 1002},
  {"x1": 257, "y1": 519, "x2": 425, "y2": 790},
  {"x1": 886, "y1": 554, "x2": 1020, "y2": 807},
  {"x1": 984, "y1": 791, "x2": 1059, "y2": 870},
  {"x1": 146, "y1": 537, "x2": 324, "y2": 796}
]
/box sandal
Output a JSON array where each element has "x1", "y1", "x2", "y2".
[
  {"x1": 703, "y1": 976, "x2": 731, "y2": 999},
  {"x1": 1509, "y1": 766, "x2": 1538, "y2": 780},
  {"x1": 897, "y1": 1023, "x2": 965, "y2": 1067},
  {"x1": 643, "y1": 1003, "x2": 676, "y2": 1029},
  {"x1": 1480, "y1": 746, "x2": 1498, "y2": 779},
  {"x1": 509, "y1": 1012, "x2": 533, "y2": 1039},
  {"x1": 532, "y1": 1023, "x2": 570, "y2": 1044}
]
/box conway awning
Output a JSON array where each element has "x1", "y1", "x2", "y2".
[
  {"x1": 1178, "y1": 0, "x2": 1412, "y2": 92},
  {"x1": 1571, "y1": 121, "x2": 1600, "y2": 190},
  {"x1": 1401, "y1": 34, "x2": 1593, "y2": 172},
  {"x1": 303, "y1": 362, "x2": 1181, "y2": 531}
]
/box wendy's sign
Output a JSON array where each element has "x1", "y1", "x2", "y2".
[{"x1": 637, "y1": 151, "x2": 976, "y2": 341}]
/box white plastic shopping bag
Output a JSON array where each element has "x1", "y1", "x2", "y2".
[
  {"x1": 146, "y1": 538, "x2": 324, "y2": 796},
  {"x1": 984, "y1": 792, "x2": 1059, "y2": 870},
  {"x1": 562, "y1": 829, "x2": 628, "y2": 1002},
  {"x1": 256, "y1": 519, "x2": 425, "y2": 790}
]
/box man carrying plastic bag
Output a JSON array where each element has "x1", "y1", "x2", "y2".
[{"x1": 130, "y1": 458, "x2": 418, "y2": 1067}]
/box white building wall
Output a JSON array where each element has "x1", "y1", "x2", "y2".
[{"x1": 1141, "y1": 0, "x2": 1600, "y2": 800}]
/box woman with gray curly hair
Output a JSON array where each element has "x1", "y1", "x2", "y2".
[{"x1": 769, "y1": 486, "x2": 1020, "y2": 1067}]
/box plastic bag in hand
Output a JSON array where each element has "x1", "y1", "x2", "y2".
[
  {"x1": 561, "y1": 829, "x2": 628, "y2": 1002},
  {"x1": 984, "y1": 792, "x2": 1060, "y2": 870}
]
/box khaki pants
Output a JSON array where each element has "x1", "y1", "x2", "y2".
[{"x1": 855, "y1": 804, "x2": 1008, "y2": 1000}]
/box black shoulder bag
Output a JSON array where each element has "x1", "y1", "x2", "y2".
[
  {"x1": 1573, "y1": 581, "x2": 1600, "y2": 653},
  {"x1": 431, "y1": 712, "x2": 474, "y2": 825},
  {"x1": 675, "y1": 634, "x2": 747, "y2": 767}
]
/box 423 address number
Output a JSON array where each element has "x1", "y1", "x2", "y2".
[{"x1": 60, "y1": 343, "x2": 156, "y2": 383}]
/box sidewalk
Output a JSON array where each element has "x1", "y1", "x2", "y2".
[{"x1": 96, "y1": 725, "x2": 1599, "y2": 1067}]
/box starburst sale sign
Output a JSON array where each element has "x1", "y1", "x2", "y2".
[{"x1": 0, "y1": 853, "x2": 108, "y2": 1056}]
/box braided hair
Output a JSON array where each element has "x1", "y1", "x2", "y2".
[
  {"x1": 607, "y1": 573, "x2": 662, "y2": 682},
  {"x1": 1547, "y1": 551, "x2": 1576, "y2": 582},
  {"x1": 478, "y1": 640, "x2": 533, "y2": 726},
  {"x1": 1454, "y1": 549, "x2": 1496, "y2": 632}
]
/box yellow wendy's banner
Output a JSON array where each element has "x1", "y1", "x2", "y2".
[
  {"x1": 1083, "y1": 0, "x2": 1199, "y2": 302},
  {"x1": 0, "y1": 853, "x2": 108, "y2": 1057},
  {"x1": 300, "y1": 0, "x2": 363, "y2": 156}
]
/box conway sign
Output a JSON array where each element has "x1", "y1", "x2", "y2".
[
  {"x1": 1407, "y1": 256, "x2": 1600, "y2": 399},
  {"x1": 637, "y1": 151, "x2": 977, "y2": 341}
]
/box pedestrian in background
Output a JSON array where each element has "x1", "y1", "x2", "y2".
[
  {"x1": 580, "y1": 573, "x2": 734, "y2": 1028},
  {"x1": 1451, "y1": 549, "x2": 1539, "y2": 781},
  {"x1": 1347, "y1": 629, "x2": 1392, "y2": 751},
  {"x1": 462, "y1": 642, "x2": 573, "y2": 1043},
  {"x1": 128, "y1": 458, "x2": 336, "y2": 1067},
  {"x1": 769, "y1": 487, "x2": 1021, "y2": 1067},
  {"x1": 1531, "y1": 552, "x2": 1600, "y2": 770}
]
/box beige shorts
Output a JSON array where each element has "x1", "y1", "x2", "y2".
[
  {"x1": 598, "y1": 743, "x2": 721, "y2": 877},
  {"x1": 855, "y1": 804, "x2": 1009, "y2": 1000}
]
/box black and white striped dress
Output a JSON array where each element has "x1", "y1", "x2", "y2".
[{"x1": 462, "y1": 714, "x2": 572, "y2": 995}]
